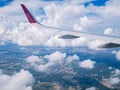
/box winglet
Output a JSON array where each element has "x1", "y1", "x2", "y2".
[{"x1": 21, "y1": 4, "x2": 37, "y2": 23}]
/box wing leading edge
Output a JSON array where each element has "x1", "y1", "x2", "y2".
[{"x1": 21, "y1": 4, "x2": 120, "y2": 48}]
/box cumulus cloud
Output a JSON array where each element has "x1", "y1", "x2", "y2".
[
  {"x1": 111, "y1": 69, "x2": 120, "y2": 76},
  {"x1": 25, "y1": 51, "x2": 80, "y2": 72},
  {"x1": 10, "y1": 23, "x2": 51, "y2": 46},
  {"x1": 102, "y1": 69, "x2": 120, "y2": 87},
  {"x1": 107, "y1": 77, "x2": 120, "y2": 86},
  {"x1": 0, "y1": 69, "x2": 35, "y2": 90},
  {"x1": 112, "y1": 50, "x2": 120, "y2": 60},
  {"x1": 73, "y1": 16, "x2": 98, "y2": 31},
  {"x1": 96, "y1": 0, "x2": 120, "y2": 17},
  {"x1": 45, "y1": 36, "x2": 69, "y2": 47},
  {"x1": 44, "y1": 51, "x2": 66, "y2": 64},
  {"x1": 66, "y1": 54, "x2": 79, "y2": 63},
  {"x1": 0, "y1": 0, "x2": 119, "y2": 49},
  {"x1": 116, "y1": 50, "x2": 120, "y2": 60},
  {"x1": 25, "y1": 55, "x2": 42, "y2": 65},
  {"x1": 104, "y1": 27, "x2": 113, "y2": 35},
  {"x1": 88, "y1": 40, "x2": 104, "y2": 50},
  {"x1": 43, "y1": 3, "x2": 87, "y2": 28},
  {"x1": 79, "y1": 59, "x2": 96, "y2": 69},
  {"x1": 113, "y1": 69, "x2": 120, "y2": 76},
  {"x1": 71, "y1": 37, "x2": 86, "y2": 47},
  {"x1": 86, "y1": 87, "x2": 96, "y2": 90},
  {"x1": 0, "y1": 0, "x2": 60, "y2": 22},
  {"x1": 112, "y1": 50, "x2": 117, "y2": 54}
]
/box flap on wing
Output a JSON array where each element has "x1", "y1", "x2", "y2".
[
  {"x1": 98, "y1": 43, "x2": 120, "y2": 48},
  {"x1": 59, "y1": 34, "x2": 79, "y2": 39}
]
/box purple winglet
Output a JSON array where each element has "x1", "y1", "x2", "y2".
[{"x1": 21, "y1": 4, "x2": 37, "y2": 23}]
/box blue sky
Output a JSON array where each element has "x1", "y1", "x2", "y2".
[
  {"x1": 0, "y1": 0, "x2": 109, "y2": 7},
  {"x1": 85, "y1": 0, "x2": 109, "y2": 6},
  {"x1": 0, "y1": 0, "x2": 13, "y2": 7}
]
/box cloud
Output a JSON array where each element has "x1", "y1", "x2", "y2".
[
  {"x1": 96, "y1": 0, "x2": 120, "y2": 17},
  {"x1": 112, "y1": 69, "x2": 120, "y2": 76},
  {"x1": 85, "y1": 87, "x2": 96, "y2": 90},
  {"x1": 101, "y1": 68, "x2": 120, "y2": 88},
  {"x1": 0, "y1": 0, "x2": 61, "y2": 22},
  {"x1": 0, "y1": 69, "x2": 35, "y2": 90},
  {"x1": 43, "y1": 3, "x2": 87, "y2": 28},
  {"x1": 112, "y1": 50, "x2": 117, "y2": 54},
  {"x1": 79, "y1": 59, "x2": 96, "y2": 69},
  {"x1": 116, "y1": 50, "x2": 120, "y2": 60},
  {"x1": 0, "y1": 0, "x2": 93, "y2": 47},
  {"x1": 66, "y1": 54, "x2": 79, "y2": 63},
  {"x1": 25, "y1": 51, "x2": 80, "y2": 72},
  {"x1": 25, "y1": 51, "x2": 66, "y2": 71},
  {"x1": 70, "y1": 37, "x2": 86, "y2": 47},
  {"x1": 104, "y1": 27, "x2": 113, "y2": 35},
  {"x1": 0, "y1": 0, "x2": 119, "y2": 49},
  {"x1": 73, "y1": 16, "x2": 98, "y2": 31},
  {"x1": 107, "y1": 77, "x2": 120, "y2": 86},
  {"x1": 44, "y1": 51, "x2": 66, "y2": 64},
  {"x1": 25, "y1": 55, "x2": 42, "y2": 65},
  {"x1": 45, "y1": 36, "x2": 69, "y2": 47},
  {"x1": 109, "y1": 69, "x2": 120, "y2": 85},
  {"x1": 112, "y1": 50, "x2": 120, "y2": 60},
  {"x1": 88, "y1": 40, "x2": 104, "y2": 50}
]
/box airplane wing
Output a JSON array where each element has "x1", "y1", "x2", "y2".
[{"x1": 21, "y1": 4, "x2": 120, "y2": 48}]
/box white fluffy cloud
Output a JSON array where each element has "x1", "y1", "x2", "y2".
[
  {"x1": 112, "y1": 50, "x2": 120, "y2": 60},
  {"x1": 104, "y1": 28, "x2": 113, "y2": 35},
  {"x1": 79, "y1": 59, "x2": 96, "y2": 69},
  {"x1": 116, "y1": 50, "x2": 120, "y2": 60},
  {"x1": 25, "y1": 51, "x2": 80, "y2": 72},
  {"x1": 102, "y1": 69, "x2": 120, "y2": 87},
  {"x1": 110, "y1": 77, "x2": 120, "y2": 85},
  {"x1": 66, "y1": 54, "x2": 79, "y2": 63},
  {"x1": 25, "y1": 51, "x2": 96, "y2": 71},
  {"x1": 45, "y1": 36, "x2": 69, "y2": 47},
  {"x1": 44, "y1": 51, "x2": 66, "y2": 64},
  {"x1": 86, "y1": 87, "x2": 96, "y2": 90},
  {"x1": 73, "y1": 16, "x2": 98, "y2": 31},
  {"x1": 96, "y1": 0, "x2": 120, "y2": 17},
  {"x1": 106, "y1": 77, "x2": 120, "y2": 86},
  {"x1": 25, "y1": 55, "x2": 42, "y2": 65},
  {"x1": 113, "y1": 69, "x2": 120, "y2": 76},
  {"x1": 43, "y1": 3, "x2": 87, "y2": 28},
  {"x1": 0, "y1": 69, "x2": 35, "y2": 90},
  {"x1": 0, "y1": 0, "x2": 119, "y2": 49},
  {"x1": 71, "y1": 37, "x2": 87, "y2": 47},
  {"x1": 88, "y1": 40, "x2": 104, "y2": 50}
]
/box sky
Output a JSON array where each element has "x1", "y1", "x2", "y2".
[
  {"x1": 0, "y1": 0, "x2": 13, "y2": 7},
  {"x1": 85, "y1": 0, "x2": 109, "y2": 6},
  {"x1": 0, "y1": 0, "x2": 108, "y2": 7},
  {"x1": 0, "y1": 0, "x2": 120, "y2": 48},
  {"x1": 0, "y1": 1, "x2": 120, "y2": 90}
]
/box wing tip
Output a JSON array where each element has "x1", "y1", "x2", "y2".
[{"x1": 20, "y1": 3, "x2": 37, "y2": 23}]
